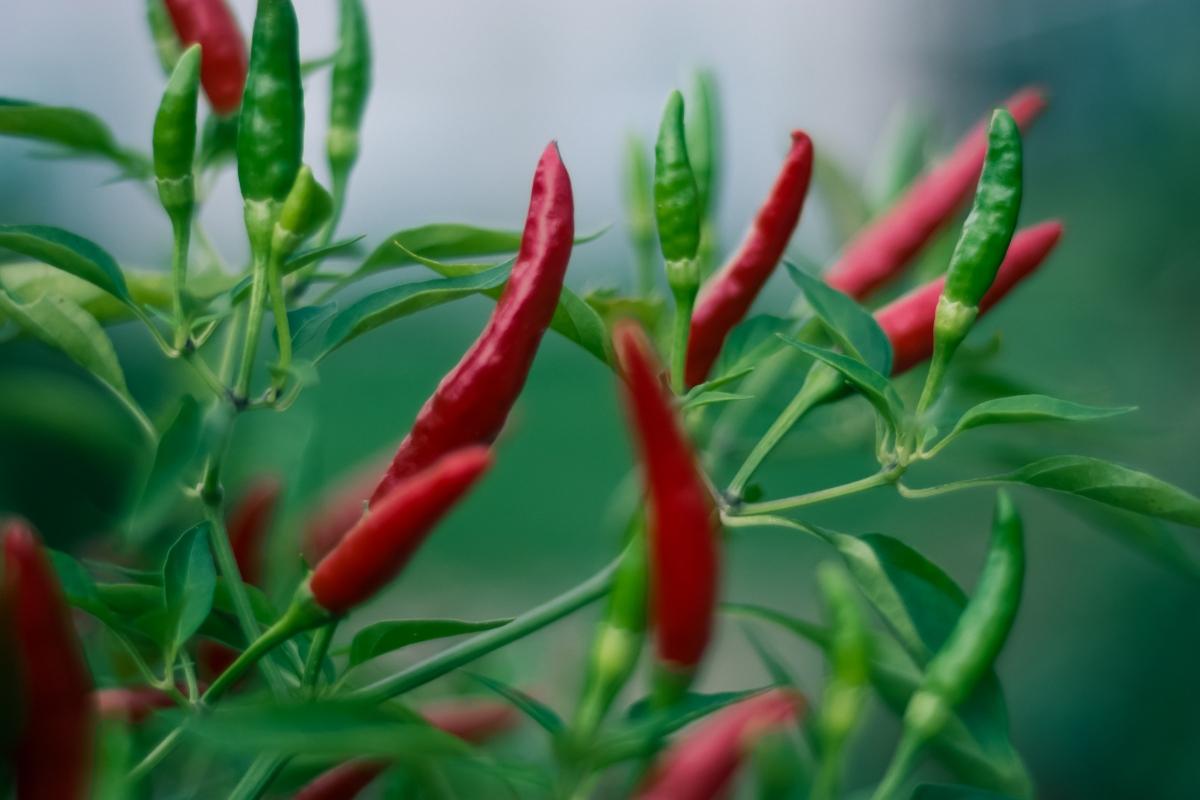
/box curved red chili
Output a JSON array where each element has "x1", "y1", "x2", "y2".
[
  {"x1": 2, "y1": 520, "x2": 95, "y2": 800},
  {"x1": 637, "y1": 689, "x2": 804, "y2": 800},
  {"x1": 372, "y1": 142, "x2": 574, "y2": 504},
  {"x1": 311, "y1": 447, "x2": 493, "y2": 614},
  {"x1": 824, "y1": 88, "x2": 1047, "y2": 300},
  {"x1": 876, "y1": 220, "x2": 1063, "y2": 374},
  {"x1": 292, "y1": 699, "x2": 518, "y2": 800},
  {"x1": 163, "y1": 0, "x2": 248, "y2": 115},
  {"x1": 685, "y1": 131, "x2": 814, "y2": 387},
  {"x1": 614, "y1": 322, "x2": 719, "y2": 677}
]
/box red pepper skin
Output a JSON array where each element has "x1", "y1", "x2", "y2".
[
  {"x1": 163, "y1": 0, "x2": 248, "y2": 115},
  {"x1": 228, "y1": 474, "x2": 282, "y2": 587},
  {"x1": 637, "y1": 689, "x2": 804, "y2": 800},
  {"x1": 2, "y1": 520, "x2": 95, "y2": 800},
  {"x1": 825, "y1": 88, "x2": 1047, "y2": 300},
  {"x1": 292, "y1": 700, "x2": 518, "y2": 800},
  {"x1": 876, "y1": 220, "x2": 1063, "y2": 374},
  {"x1": 371, "y1": 143, "x2": 574, "y2": 504},
  {"x1": 614, "y1": 323, "x2": 719, "y2": 674},
  {"x1": 303, "y1": 457, "x2": 388, "y2": 564},
  {"x1": 685, "y1": 131, "x2": 814, "y2": 388},
  {"x1": 311, "y1": 447, "x2": 493, "y2": 614}
]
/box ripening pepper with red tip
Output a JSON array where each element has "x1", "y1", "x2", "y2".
[
  {"x1": 372, "y1": 142, "x2": 574, "y2": 504},
  {"x1": 2, "y1": 520, "x2": 95, "y2": 800},
  {"x1": 163, "y1": 0, "x2": 248, "y2": 115},
  {"x1": 637, "y1": 689, "x2": 805, "y2": 800},
  {"x1": 824, "y1": 87, "x2": 1047, "y2": 300},
  {"x1": 310, "y1": 447, "x2": 492, "y2": 614},
  {"x1": 613, "y1": 322, "x2": 720, "y2": 692},
  {"x1": 685, "y1": 130, "x2": 814, "y2": 387},
  {"x1": 876, "y1": 220, "x2": 1063, "y2": 374}
]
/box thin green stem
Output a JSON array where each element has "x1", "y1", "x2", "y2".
[
  {"x1": 235, "y1": 252, "x2": 270, "y2": 402},
  {"x1": 720, "y1": 512, "x2": 830, "y2": 544},
  {"x1": 726, "y1": 362, "x2": 843, "y2": 497},
  {"x1": 351, "y1": 557, "x2": 620, "y2": 704},
  {"x1": 870, "y1": 730, "x2": 924, "y2": 800},
  {"x1": 169, "y1": 214, "x2": 192, "y2": 350},
  {"x1": 896, "y1": 477, "x2": 996, "y2": 500},
  {"x1": 732, "y1": 469, "x2": 901, "y2": 517},
  {"x1": 229, "y1": 754, "x2": 291, "y2": 800},
  {"x1": 302, "y1": 622, "x2": 337, "y2": 693},
  {"x1": 265, "y1": 250, "x2": 291, "y2": 393},
  {"x1": 669, "y1": 289, "x2": 694, "y2": 394}
]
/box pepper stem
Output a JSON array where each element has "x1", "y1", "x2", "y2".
[
  {"x1": 669, "y1": 283, "x2": 696, "y2": 393},
  {"x1": 169, "y1": 213, "x2": 192, "y2": 350},
  {"x1": 266, "y1": 249, "x2": 292, "y2": 394},
  {"x1": 869, "y1": 729, "x2": 924, "y2": 800}
]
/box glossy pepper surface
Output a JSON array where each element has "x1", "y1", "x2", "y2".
[
  {"x1": 654, "y1": 90, "x2": 702, "y2": 269},
  {"x1": 312, "y1": 447, "x2": 492, "y2": 614},
  {"x1": 152, "y1": 43, "x2": 201, "y2": 221},
  {"x1": 614, "y1": 323, "x2": 719, "y2": 680},
  {"x1": 685, "y1": 130, "x2": 814, "y2": 387},
  {"x1": 163, "y1": 0, "x2": 248, "y2": 115},
  {"x1": 372, "y1": 143, "x2": 573, "y2": 503},
  {"x1": 876, "y1": 221, "x2": 1062, "y2": 374},
  {"x1": 3, "y1": 520, "x2": 95, "y2": 800},
  {"x1": 824, "y1": 88, "x2": 1045, "y2": 300},
  {"x1": 637, "y1": 689, "x2": 804, "y2": 800}
]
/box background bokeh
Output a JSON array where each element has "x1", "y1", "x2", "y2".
[{"x1": 3, "y1": 1, "x2": 1199, "y2": 797}]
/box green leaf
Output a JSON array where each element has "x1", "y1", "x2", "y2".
[
  {"x1": 785, "y1": 261, "x2": 892, "y2": 375},
  {"x1": 547, "y1": 287, "x2": 612, "y2": 364},
  {"x1": 358, "y1": 223, "x2": 606, "y2": 275},
  {"x1": 1052, "y1": 497, "x2": 1200, "y2": 581},
  {"x1": 680, "y1": 390, "x2": 752, "y2": 412},
  {"x1": 778, "y1": 336, "x2": 904, "y2": 429},
  {"x1": 738, "y1": 623, "x2": 801, "y2": 689},
  {"x1": 0, "y1": 99, "x2": 149, "y2": 177},
  {"x1": 162, "y1": 523, "x2": 216, "y2": 660},
  {"x1": 469, "y1": 673, "x2": 564, "y2": 735},
  {"x1": 132, "y1": 395, "x2": 203, "y2": 535},
  {"x1": 182, "y1": 701, "x2": 471, "y2": 760},
  {"x1": 0, "y1": 290, "x2": 127, "y2": 396},
  {"x1": 0, "y1": 225, "x2": 132, "y2": 303},
  {"x1": 283, "y1": 236, "x2": 365, "y2": 275},
  {"x1": 319, "y1": 265, "x2": 511, "y2": 358},
  {"x1": 300, "y1": 53, "x2": 337, "y2": 77},
  {"x1": 713, "y1": 314, "x2": 791, "y2": 378},
  {"x1": 48, "y1": 549, "x2": 113, "y2": 623},
  {"x1": 278, "y1": 302, "x2": 338, "y2": 356},
  {"x1": 939, "y1": 395, "x2": 1135, "y2": 448},
  {"x1": 921, "y1": 456, "x2": 1200, "y2": 528},
  {"x1": 346, "y1": 617, "x2": 512, "y2": 668}
]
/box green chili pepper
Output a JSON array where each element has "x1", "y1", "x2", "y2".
[
  {"x1": 918, "y1": 109, "x2": 1022, "y2": 413},
  {"x1": 873, "y1": 492, "x2": 1025, "y2": 800},
  {"x1": 624, "y1": 133, "x2": 657, "y2": 296},
  {"x1": 654, "y1": 90, "x2": 702, "y2": 390},
  {"x1": 237, "y1": 0, "x2": 304, "y2": 253},
  {"x1": 152, "y1": 44, "x2": 201, "y2": 346},
  {"x1": 327, "y1": 0, "x2": 371, "y2": 188},
  {"x1": 273, "y1": 165, "x2": 333, "y2": 258},
  {"x1": 145, "y1": 0, "x2": 184, "y2": 74},
  {"x1": 573, "y1": 518, "x2": 648, "y2": 739},
  {"x1": 812, "y1": 563, "x2": 869, "y2": 800}
]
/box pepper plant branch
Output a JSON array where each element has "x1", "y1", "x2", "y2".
[{"x1": 731, "y1": 469, "x2": 902, "y2": 517}]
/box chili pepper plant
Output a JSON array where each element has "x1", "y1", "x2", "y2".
[{"x1": 1, "y1": 2, "x2": 1198, "y2": 798}]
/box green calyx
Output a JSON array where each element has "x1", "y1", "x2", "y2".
[
  {"x1": 654, "y1": 90, "x2": 702, "y2": 270},
  {"x1": 153, "y1": 44, "x2": 201, "y2": 218},
  {"x1": 273, "y1": 165, "x2": 334, "y2": 257},
  {"x1": 237, "y1": 0, "x2": 304, "y2": 206}
]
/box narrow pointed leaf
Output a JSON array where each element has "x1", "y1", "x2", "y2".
[
  {"x1": 469, "y1": 673, "x2": 564, "y2": 735},
  {"x1": 0, "y1": 225, "x2": 131, "y2": 302},
  {"x1": 785, "y1": 261, "x2": 892, "y2": 374},
  {"x1": 347, "y1": 618, "x2": 512, "y2": 668},
  {"x1": 162, "y1": 522, "x2": 216, "y2": 658}
]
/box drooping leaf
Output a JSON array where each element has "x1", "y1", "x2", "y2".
[
  {"x1": 937, "y1": 395, "x2": 1135, "y2": 450},
  {"x1": 0, "y1": 225, "x2": 132, "y2": 302},
  {"x1": 283, "y1": 236, "x2": 365, "y2": 275},
  {"x1": 469, "y1": 673, "x2": 564, "y2": 735},
  {"x1": 162, "y1": 523, "x2": 216, "y2": 661},
  {"x1": 0, "y1": 99, "x2": 149, "y2": 177},
  {"x1": 357, "y1": 223, "x2": 607, "y2": 274},
  {"x1": 785, "y1": 261, "x2": 892, "y2": 375},
  {"x1": 347, "y1": 617, "x2": 512, "y2": 668},
  {"x1": 318, "y1": 264, "x2": 511, "y2": 358},
  {"x1": 279, "y1": 302, "x2": 338, "y2": 356}
]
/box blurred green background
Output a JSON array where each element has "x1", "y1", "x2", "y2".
[{"x1": 3, "y1": 1, "x2": 1199, "y2": 797}]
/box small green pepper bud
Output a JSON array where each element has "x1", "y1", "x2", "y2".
[
  {"x1": 654, "y1": 89, "x2": 702, "y2": 293},
  {"x1": 152, "y1": 44, "x2": 201, "y2": 223},
  {"x1": 272, "y1": 165, "x2": 333, "y2": 258},
  {"x1": 327, "y1": 0, "x2": 371, "y2": 182}
]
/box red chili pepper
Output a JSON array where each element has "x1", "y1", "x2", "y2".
[
  {"x1": 292, "y1": 699, "x2": 518, "y2": 800},
  {"x1": 228, "y1": 474, "x2": 282, "y2": 587},
  {"x1": 371, "y1": 143, "x2": 574, "y2": 504},
  {"x1": 2, "y1": 520, "x2": 95, "y2": 800},
  {"x1": 303, "y1": 457, "x2": 388, "y2": 564},
  {"x1": 685, "y1": 131, "x2": 814, "y2": 388},
  {"x1": 637, "y1": 689, "x2": 804, "y2": 800},
  {"x1": 163, "y1": 0, "x2": 249, "y2": 115},
  {"x1": 94, "y1": 687, "x2": 176, "y2": 725},
  {"x1": 876, "y1": 220, "x2": 1063, "y2": 374},
  {"x1": 310, "y1": 447, "x2": 493, "y2": 614},
  {"x1": 614, "y1": 322, "x2": 720, "y2": 678},
  {"x1": 824, "y1": 88, "x2": 1047, "y2": 300}
]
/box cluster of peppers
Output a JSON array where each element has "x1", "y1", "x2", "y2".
[{"x1": 0, "y1": 1, "x2": 1068, "y2": 797}]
